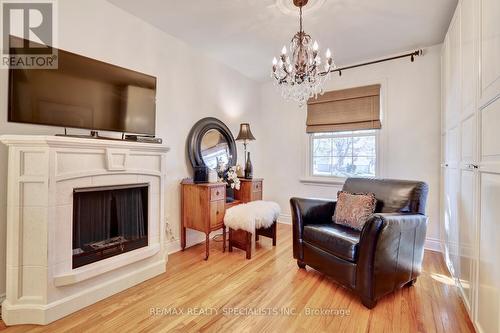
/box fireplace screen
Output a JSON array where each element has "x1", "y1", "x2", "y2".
[{"x1": 72, "y1": 183, "x2": 148, "y2": 268}]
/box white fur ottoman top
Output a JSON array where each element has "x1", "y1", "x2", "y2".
[{"x1": 224, "y1": 201, "x2": 281, "y2": 233}]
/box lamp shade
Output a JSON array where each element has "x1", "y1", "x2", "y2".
[{"x1": 235, "y1": 123, "x2": 256, "y2": 141}]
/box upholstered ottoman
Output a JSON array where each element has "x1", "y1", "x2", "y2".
[{"x1": 223, "y1": 201, "x2": 281, "y2": 259}]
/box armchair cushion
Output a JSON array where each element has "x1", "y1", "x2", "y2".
[
  {"x1": 333, "y1": 191, "x2": 376, "y2": 230},
  {"x1": 303, "y1": 224, "x2": 361, "y2": 262}
]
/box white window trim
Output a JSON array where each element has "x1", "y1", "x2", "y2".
[
  {"x1": 299, "y1": 78, "x2": 388, "y2": 186},
  {"x1": 300, "y1": 131, "x2": 381, "y2": 186}
]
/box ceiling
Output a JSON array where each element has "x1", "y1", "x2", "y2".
[{"x1": 108, "y1": 0, "x2": 457, "y2": 82}]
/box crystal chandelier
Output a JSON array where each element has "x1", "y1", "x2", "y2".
[{"x1": 271, "y1": 0, "x2": 335, "y2": 106}]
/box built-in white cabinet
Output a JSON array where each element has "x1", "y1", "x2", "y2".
[
  {"x1": 441, "y1": 0, "x2": 500, "y2": 332},
  {"x1": 478, "y1": 172, "x2": 500, "y2": 333},
  {"x1": 477, "y1": 98, "x2": 500, "y2": 333},
  {"x1": 442, "y1": 1, "x2": 463, "y2": 302}
]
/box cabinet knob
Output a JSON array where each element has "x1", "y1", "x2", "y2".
[
  {"x1": 216, "y1": 211, "x2": 219, "y2": 215},
  {"x1": 216, "y1": 191, "x2": 220, "y2": 196}
]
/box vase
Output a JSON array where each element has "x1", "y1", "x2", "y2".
[
  {"x1": 226, "y1": 186, "x2": 235, "y2": 203},
  {"x1": 245, "y1": 152, "x2": 253, "y2": 179}
]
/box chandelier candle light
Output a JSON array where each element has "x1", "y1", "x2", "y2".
[{"x1": 272, "y1": 0, "x2": 334, "y2": 106}]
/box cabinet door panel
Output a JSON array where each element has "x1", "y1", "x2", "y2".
[
  {"x1": 461, "y1": 0, "x2": 476, "y2": 118},
  {"x1": 445, "y1": 124, "x2": 461, "y2": 278},
  {"x1": 461, "y1": 115, "x2": 476, "y2": 162},
  {"x1": 443, "y1": 36, "x2": 450, "y2": 131},
  {"x1": 443, "y1": 166, "x2": 460, "y2": 280},
  {"x1": 448, "y1": 168, "x2": 460, "y2": 279},
  {"x1": 447, "y1": 127, "x2": 460, "y2": 165},
  {"x1": 479, "y1": 0, "x2": 500, "y2": 106},
  {"x1": 441, "y1": 39, "x2": 450, "y2": 132},
  {"x1": 459, "y1": 169, "x2": 475, "y2": 310},
  {"x1": 482, "y1": 99, "x2": 500, "y2": 158},
  {"x1": 442, "y1": 166, "x2": 451, "y2": 266},
  {"x1": 210, "y1": 200, "x2": 225, "y2": 228},
  {"x1": 447, "y1": 9, "x2": 462, "y2": 129},
  {"x1": 478, "y1": 97, "x2": 500, "y2": 333},
  {"x1": 478, "y1": 173, "x2": 500, "y2": 333}
]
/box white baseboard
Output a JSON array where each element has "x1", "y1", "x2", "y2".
[
  {"x1": 165, "y1": 239, "x2": 182, "y2": 255},
  {"x1": 165, "y1": 230, "x2": 223, "y2": 255},
  {"x1": 276, "y1": 213, "x2": 442, "y2": 253},
  {"x1": 424, "y1": 237, "x2": 442, "y2": 252},
  {"x1": 278, "y1": 213, "x2": 292, "y2": 224}
]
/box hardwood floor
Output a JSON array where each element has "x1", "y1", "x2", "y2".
[{"x1": 0, "y1": 223, "x2": 475, "y2": 332}]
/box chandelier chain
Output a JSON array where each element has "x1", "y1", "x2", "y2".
[{"x1": 299, "y1": 5, "x2": 303, "y2": 33}]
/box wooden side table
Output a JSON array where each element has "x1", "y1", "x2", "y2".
[
  {"x1": 181, "y1": 180, "x2": 226, "y2": 260},
  {"x1": 180, "y1": 178, "x2": 264, "y2": 260}
]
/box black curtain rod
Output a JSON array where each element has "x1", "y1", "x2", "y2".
[{"x1": 321, "y1": 49, "x2": 423, "y2": 76}]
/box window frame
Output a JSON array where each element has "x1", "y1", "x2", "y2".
[{"x1": 303, "y1": 130, "x2": 381, "y2": 185}]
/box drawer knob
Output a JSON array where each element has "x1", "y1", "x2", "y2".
[
  {"x1": 216, "y1": 211, "x2": 219, "y2": 215},
  {"x1": 216, "y1": 191, "x2": 220, "y2": 196}
]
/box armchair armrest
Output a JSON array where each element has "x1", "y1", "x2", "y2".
[
  {"x1": 290, "y1": 197, "x2": 336, "y2": 260},
  {"x1": 356, "y1": 213, "x2": 428, "y2": 304}
]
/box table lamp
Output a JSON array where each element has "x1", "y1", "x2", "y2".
[{"x1": 235, "y1": 123, "x2": 256, "y2": 178}]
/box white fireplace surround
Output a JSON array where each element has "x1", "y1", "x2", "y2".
[{"x1": 0, "y1": 135, "x2": 169, "y2": 325}]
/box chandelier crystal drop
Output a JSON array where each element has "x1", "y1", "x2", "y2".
[{"x1": 271, "y1": 0, "x2": 335, "y2": 106}]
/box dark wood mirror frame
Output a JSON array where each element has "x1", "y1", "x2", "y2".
[{"x1": 187, "y1": 117, "x2": 237, "y2": 171}]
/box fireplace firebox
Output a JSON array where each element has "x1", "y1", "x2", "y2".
[{"x1": 72, "y1": 183, "x2": 149, "y2": 268}]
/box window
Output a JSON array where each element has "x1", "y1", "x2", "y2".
[{"x1": 310, "y1": 130, "x2": 378, "y2": 179}]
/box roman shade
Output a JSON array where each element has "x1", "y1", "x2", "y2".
[{"x1": 306, "y1": 84, "x2": 381, "y2": 133}]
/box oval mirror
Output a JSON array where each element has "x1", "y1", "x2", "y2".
[
  {"x1": 200, "y1": 129, "x2": 230, "y2": 170},
  {"x1": 186, "y1": 117, "x2": 237, "y2": 172}
]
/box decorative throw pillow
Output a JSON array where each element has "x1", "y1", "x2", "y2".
[{"x1": 333, "y1": 191, "x2": 377, "y2": 230}]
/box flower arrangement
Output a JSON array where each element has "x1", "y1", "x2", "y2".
[
  {"x1": 216, "y1": 159, "x2": 240, "y2": 190},
  {"x1": 224, "y1": 166, "x2": 241, "y2": 190}
]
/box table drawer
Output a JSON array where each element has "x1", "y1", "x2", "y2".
[
  {"x1": 252, "y1": 181, "x2": 262, "y2": 192},
  {"x1": 210, "y1": 186, "x2": 225, "y2": 201}
]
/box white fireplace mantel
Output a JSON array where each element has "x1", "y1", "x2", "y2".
[{"x1": 0, "y1": 135, "x2": 169, "y2": 325}]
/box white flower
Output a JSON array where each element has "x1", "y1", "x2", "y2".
[{"x1": 220, "y1": 165, "x2": 241, "y2": 190}]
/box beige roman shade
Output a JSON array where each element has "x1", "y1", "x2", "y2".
[{"x1": 306, "y1": 84, "x2": 381, "y2": 133}]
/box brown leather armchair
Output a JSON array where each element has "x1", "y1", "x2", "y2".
[{"x1": 290, "y1": 178, "x2": 428, "y2": 308}]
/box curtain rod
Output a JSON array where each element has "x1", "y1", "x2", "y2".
[{"x1": 320, "y1": 49, "x2": 423, "y2": 76}]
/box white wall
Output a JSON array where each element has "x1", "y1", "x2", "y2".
[
  {"x1": 0, "y1": 0, "x2": 263, "y2": 297},
  {"x1": 0, "y1": 1, "x2": 443, "y2": 300},
  {"x1": 259, "y1": 45, "x2": 442, "y2": 248}
]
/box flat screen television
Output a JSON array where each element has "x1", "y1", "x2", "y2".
[{"x1": 8, "y1": 36, "x2": 157, "y2": 135}]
